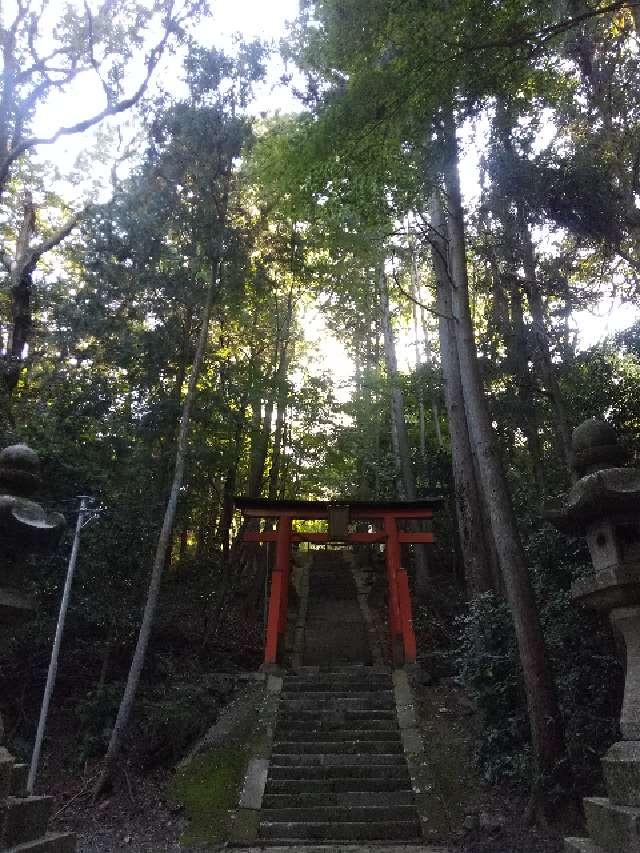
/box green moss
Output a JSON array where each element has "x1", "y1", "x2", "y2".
[{"x1": 168, "y1": 745, "x2": 249, "y2": 846}]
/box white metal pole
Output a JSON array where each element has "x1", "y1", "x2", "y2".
[{"x1": 27, "y1": 497, "x2": 88, "y2": 794}]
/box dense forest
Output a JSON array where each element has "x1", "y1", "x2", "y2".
[{"x1": 2, "y1": 0, "x2": 640, "y2": 850}]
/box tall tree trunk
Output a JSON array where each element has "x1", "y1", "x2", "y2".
[
  {"x1": 509, "y1": 280, "x2": 546, "y2": 498},
  {"x1": 412, "y1": 243, "x2": 443, "y2": 450},
  {"x1": 247, "y1": 394, "x2": 275, "y2": 498},
  {"x1": 203, "y1": 407, "x2": 247, "y2": 651},
  {"x1": 378, "y1": 265, "x2": 430, "y2": 600},
  {"x1": 441, "y1": 114, "x2": 567, "y2": 802},
  {"x1": 409, "y1": 255, "x2": 427, "y2": 471},
  {"x1": 95, "y1": 256, "x2": 221, "y2": 796},
  {"x1": 1, "y1": 192, "x2": 79, "y2": 412},
  {"x1": 268, "y1": 290, "x2": 293, "y2": 500},
  {"x1": 494, "y1": 98, "x2": 574, "y2": 479},
  {"x1": 430, "y1": 194, "x2": 493, "y2": 595},
  {"x1": 517, "y1": 215, "x2": 574, "y2": 478},
  {"x1": 378, "y1": 266, "x2": 415, "y2": 499}
]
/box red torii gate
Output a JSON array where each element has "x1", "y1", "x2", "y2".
[{"x1": 235, "y1": 498, "x2": 441, "y2": 668}]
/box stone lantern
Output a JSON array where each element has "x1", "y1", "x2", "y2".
[
  {"x1": 0, "y1": 443, "x2": 74, "y2": 851},
  {"x1": 547, "y1": 419, "x2": 640, "y2": 853}
]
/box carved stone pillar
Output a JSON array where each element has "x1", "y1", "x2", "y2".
[
  {"x1": 0, "y1": 444, "x2": 74, "y2": 850},
  {"x1": 547, "y1": 419, "x2": 640, "y2": 852}
]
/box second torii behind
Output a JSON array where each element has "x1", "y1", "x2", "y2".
[{"x1": 235, "y1": 497, "x2": 442, "y2": 668}]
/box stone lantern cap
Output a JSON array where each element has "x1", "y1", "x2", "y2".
[
  {"x1": 545, "y1": 467, "x2": 640, "y2": 535},
  {"x1": 0, "y1": 443, "x2": 66, "y2": 558},
  {"x1": 0, "y1": 444, "x2": 41, "y2": 496},
  {"x1": 546, "y1": 419, "x2": 636, "y2": 535},
  {"x1": 571, "y1": 417, "x2": 627, "y2": 476}
]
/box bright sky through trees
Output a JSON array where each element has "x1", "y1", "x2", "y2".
[{"x1": 26, "y1": 0, "x2": 638, "y2": 366}]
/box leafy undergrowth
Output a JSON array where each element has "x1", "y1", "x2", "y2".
[
  {"x1": 414, "y1": 677, "x2": 571, "y2": 853},
  {"x1": 168, "y1": 745, "x2": 249, "y2": 846}
]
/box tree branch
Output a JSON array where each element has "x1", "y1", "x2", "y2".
[
  {"x1": 391, "y1": 268, "x2": 452, "y2": 319},
  {"x1": 19, "y1": 210, "x2": 83, "y2": 277},
  {"x1": 0, "y1": 1, "x2": 180, "y2": 195},
  {"x1": 450, "y1": 2, "x2": 639, "y2": 55}
]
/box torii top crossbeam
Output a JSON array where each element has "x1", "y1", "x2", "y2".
[{"x1": 235, "y1": 496, "x2": 442, "y2": 667}]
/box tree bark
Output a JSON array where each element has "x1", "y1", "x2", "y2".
[
  {"x1": 409, "y1": 254, "x2": 427, "y2": 471},
  {"x1": 268, "y1": 290, "x2": 293, "y2": 500},
  {"x1": 412, "y1": 242, "x2": 443, "y2": 450},
  {"x1": 378, "y1": 264, "x2": 430, "y2": 600},
  {"x1": 430, "y1": 194, "x2": 494, "y2": 595},
  {"x1": 95, "y1": 256, "x2": 221, "y2": 796},
  {"x1": 509, "y1": 280, "x2": 547, "y2": 498},
  {"x1": 517, "y1": 214, "x2": 574, "y2": 479},
  {"x1": 378, "y1": 266, "x2": 415, "y2": 499},
  {"x1": 441, "y1": 113, "x2": 567, "y2": 797},
  {"x1": 0, "y1": 193, "x2": 80, "y2": 410}
]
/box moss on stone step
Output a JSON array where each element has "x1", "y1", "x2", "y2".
[{"x1": 168, "y1": 744, "x2": 249, "y2": 846}]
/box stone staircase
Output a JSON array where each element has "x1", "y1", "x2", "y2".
[
  {"x1": 258, "y1": 666, "x2": 422, "y2": 844},
  {"x1": 302, "y1": 552, "x2": 372, "y2": 667},
  {"x1": 1, "y1": 749, "x2": 75, "y2": 852}
]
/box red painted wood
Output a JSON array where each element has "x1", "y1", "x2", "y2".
[
  {"x1": 383, "y1": 515, "x2": 402, "y2": 638},
  {"x1": 244, "y1": 530, "x2": 434, "y2": 544},
  {"x1": 264, "y1": 571, "x2": 283, "y2": 665},
  {"x1": 244, "y1": 531, "x2": 387, "y2": 543},
  {"x1": 276, "y1": 516, "x2": 292, "y2": 634},
  {"x1": 397, "y1": 532, "x2": 434, "y2": 543},
  {"x1": 397, "y1": 568, "x2": 417, "y2": 664}
]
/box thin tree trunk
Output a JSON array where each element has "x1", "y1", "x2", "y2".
[
  {"x1": 378, "y1": 266, "x2": 414, "y2": 499},
  {"x1": 412, "y1": 243, "x2": 443, "y2": 449},
  {"x1": 493, "y1": 98, "x2": 574, "y2": 480},
  {"x1": 95, "y1": 256, "x2": 221, "y2": 796},
  {"x1": 378, "y1": 264, "x2": 429, "y2": 599},
  {"x1": 430, "y1": 194, "x2": 493, "y2": 595},
  {"x1": 268, "y1": 290, "x2": 293, "y2": 500},
  {"x1": 509, "y1": 280, "x2": 546, "y2": 498},
  {"x1": 410, "y1": 257, "x2": 427, "y2": 470},
  {"x1": 441, "y1": 114, "x2": 567, "y2": 802},
  {"x1": 518, "y1": 216, "x2": 574, "y2": 478}
]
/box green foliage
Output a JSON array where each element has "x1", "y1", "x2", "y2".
[
  {"x1": 456, "y1": 528, "x2": 622, "y2": 790},
  {"x1": 456, "y1": 594, "x2": 530, "y2": 782}
]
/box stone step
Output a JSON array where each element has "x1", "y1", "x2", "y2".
[
  {"x1": 267, "y1": 765, "x2": 411, "y2": 781},
  {"x1": 10, "y1": 763, "x2": 28, "y2": 797},
  {"x1": 270, "y1": 753, "x2": 405, "y2": 767},
  {"x1": 584, "y1": 796, "x2": 640, "y2": 853},
  {"x1": 564, "y1": 839, "x2": 605, "y2": 853},
  {"x1": 258, "y1": 820, "x2": 421, "y2": 841},
  {"x1": 261, "y1": 805, "x2": 418, "y2": 823},
  {"x1": 283, "y1": 681, "x2": 392, "y2": 692},
  {"x1": 279, "y1": 698, "x2": 395, "y2": 711},
  {"x1": 264, "y1": 777, "x2": 412, "y2": 794},
  {"x1": 3, "y1": 796, "x2": 53, "y2": 846},
  {"x1": 262, "y1": 791, "x2": 416, "y2": 808},
  {"x1": 275, "y1": 728, "x2": 401, "y2": 741},
  {"x1": 278, "y1": 709, "x2": 397, "y2": 723},
  {"x1": 277, "y1": 716, "x2": 398, "y2": 730},
  {"x1": 5, "y1": 833, "x2": 76, "y2": 852},
  {"x1": 291, "y1": 666, "x2": 390, "y2": 676},
  {"x1": 231, "y1": 846, "x2": 431, "y2": 852},
  {"x1": 281, "y1": 691, "x2": 394, "y2": 701},
  {"x1": 272, "y1": 740, "x2": 403, "y2": 754}
]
